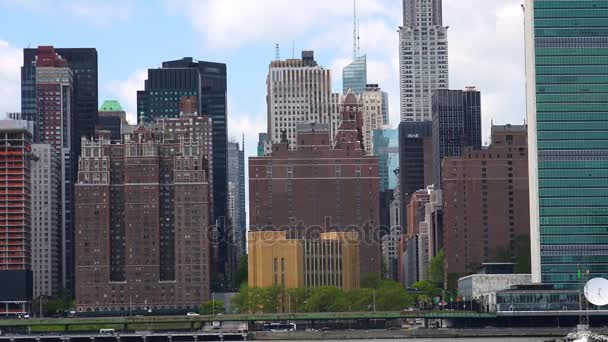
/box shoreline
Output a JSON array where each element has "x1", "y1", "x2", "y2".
[{"x1": 250, "y1": 327, "x2": 570, "y2": 340}]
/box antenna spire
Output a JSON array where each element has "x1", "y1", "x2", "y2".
[
  {"x1": 357, "y1": 19, "x2": 360, "y2": 56},
  {"x1": 353, "y1": 0, "x2": 357, "y2": 60},
  {"x1": 275, "y1": 43, "x2": 280, "y2": 61}
]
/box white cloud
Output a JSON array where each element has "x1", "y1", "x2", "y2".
[
  {"x1": 0, "y1": 40, "x2": 22, "y2": 116},
  {"x1": 444, "y1": 0, "x2": 525, "y2": 136},
  {"x1": 167, "y1": 0, "x2": 396, "y2": 50},
  {"x1": 105, "y1": 69, "x2": 148, "y2": 124}
]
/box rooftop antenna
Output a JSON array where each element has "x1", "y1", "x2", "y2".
[
  {"x1": 275, "y1": 43, "x2": 280, "y2": 61},
  {"x1": 242, "y1": 132, "x2": 245, "y2": 152},
  {"x1": 292, "y1": 40, "x2": 295, "y2": 59},
  {"x1": 357, "y1": 19, "x2": 361, "y2": 56},
  {"x1": 352, "y1": 0, "x2": 357, "y2": 60}
]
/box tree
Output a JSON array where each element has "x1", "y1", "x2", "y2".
[
  {"x1": 428, "y1": 249, "x2": 445, "y2": 286},
  {"x1": 231, "y1": 283, "x2": 250, "y2": 313},
  {"x1": 360, "y1": 272, "x2": 381, "y2": 289},
  {"x1": 286, "y1": 288, "x2": 307, "y2": 313},
  {"x1": 199, "y1": 300, "x2": 225, "y2": 315},
  {"x1": 306, "y1": 287, "x2": 349, "y2": 312},
  {"x1": 376, "y1": 281, "x2": 413, "y2": 311},
  {"x1": 232, "y1": 255, "x2": 248, "y2": 288},
  {"x1": 348, "y1": 288, "x2": 373, "y2": 311}
]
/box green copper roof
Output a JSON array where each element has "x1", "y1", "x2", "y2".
[{"x1": 99, "y1": 100, "x2": 124, "y2": 112}]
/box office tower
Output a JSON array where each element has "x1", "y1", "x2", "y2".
[
  {"x1": 373, "y1": 129, "x2": 399, "y2": 192},
  {"x1": 250, "y1": 93, "x2": 381, "y2": 275},
  {"x1": 248, "y1": 231, "x2": 360, "y2": 290},
  {"x1": 398, "y1": 121, "x2": 433, "y2": 211},
  {"x1": 442, "y1": 125, "x2": 529, "y2": 281},
  {"x1": 267, "y1": 50, "x2": 341, "y2": 148},
  {"x1": 159, "y1": 58, "x2": 229, "y2": 284},
  {"x1": 75, "y1": 126, "x2": 211, "y2": 313},
  {"x1": 385, "y1": 173, "x2": 402, "y2": 281},
  {"x1": 343, "y1": 55, "x2": 367, "y2": 95},
  {"x1": 22, "y1": 46, "x2": 97, "y2": 294},
  {"x1": 257, "y1": 133, "x2": 270, "y2": 156},
  {"x1": 97, "y1": 100, "x2": 127, "y2": 142},
  {"x1": 137, "y1": 68, "x2": 201, "y2": 122},
  {"x1": 22, "y1": 46, "x2": 98, "y2": 147},
  {"x1": 399, "y1": 0, "x2": 449, "y2": 122},
  {"x1": 29, "y1": 47, "x2": 77, "y2": 295},
  {"x1": 0, "y1": 120, "x2": 33, "y2": 316},
  {"x1": 432, "y1": 87, "x2": 482, "y2": 187},
  {"x1": 227, "y1": 140, "x2": 246, "y2": 259},
  {"x1": 400, "y1": 190, "x2": 430, "y2": 287},
  {"x1": 31, "y1": 144, "x2": 61, "y2": 299},
  {"x1": 525, "y1": 0, "x2": 608, "y2": 289},
  {"x1": 424, "y1": 186, "x2": 443, "y2": 263},
  {"x1": 360, "y1": 84, "x2": 389, "y2": 155}
]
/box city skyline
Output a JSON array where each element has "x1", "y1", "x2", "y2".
[{"x1": 0, "y1": 0, "x2": 526, "y2": 160}]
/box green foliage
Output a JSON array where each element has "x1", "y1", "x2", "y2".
[
  {"x1": 199, "y1": 300, "x2": 225, "y2": 315},
  {"x1": 233, "y1": 279, "x2": 416, "y2": 313},
  {"x1": 428, "y1": 250, "x2": 445, "y2": 285},
  {"x1": 305, "y1": 287, "x2": 350, "y2": 312},
  {"x1": 360, "y1": 272, "x2": 381, "y2": 289},
  {"x1": 286, "y1": 288, "x2": 307, "y2": 313},
  {"x1": 375, "y1": 281, "x2": 412, "y2": 311},
  {"x1": 232, "y1": 255, "x2": 248, "y2": 288},
  {"x1": 41, "y1": 288, "x2": 73, "y2": 315}
]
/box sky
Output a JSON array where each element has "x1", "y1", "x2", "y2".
[{"x1": 0, "y1": 0, "x2": 526, "y2": 162}]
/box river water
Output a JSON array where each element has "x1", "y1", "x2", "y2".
[{"x1": 269, "y1": 339, "x2": 550, "y2": 341}]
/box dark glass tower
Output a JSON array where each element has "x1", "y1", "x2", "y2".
[
  {"x1": 431, "y1": 88, "x2": 482, "y2": 187},
  {"x1": 526, "y1": 0, "x2": 608, "y2": 289},
  {"x1": 21, "y1": 47, "x2": 98, "y2": 295},
  {"x1": 398, "y1": 121, "x2": 433, "y2": 217},
  {"x1": 139, "y1": 58, "x2": 229, "y2": 287}
]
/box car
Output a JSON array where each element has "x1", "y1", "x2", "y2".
[{"x1": 186, "y1": 312, "x2": 200, "y2": 316}]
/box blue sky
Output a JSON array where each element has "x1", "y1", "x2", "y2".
[{"x1": 0, "y1": 0, "x2": 526, "y2": 161}]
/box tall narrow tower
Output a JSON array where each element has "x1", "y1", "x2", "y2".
[{"x1": 399, "y1": 0, "x2": 449, "y2": 122}]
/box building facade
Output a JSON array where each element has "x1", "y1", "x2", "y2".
[
  {"x1": 360, "y1": 84, "x2": 388, "y2": 155},
  {"x1": 97, "y1": 100, "x2": 127, "y2": 142},
  {"x1": 31, "y1": 144, "x2": 61, "y2": 299},
  {"x1": 31, "y1": 47, "x2": 76, "y2": 294},
  {"x1": 343, "y1": 55, "x2": 367, "y2": 95},
  {"x1": 138, "y1": 57, "x2": 230, "y2": 286},
  {"x1": 267, "y1": 51, "x2": 341, "y2": 148},
  {"x1": 399, "y1": 0, "x2": 449, "y2": 122},
  {"x1": 442, "y1": 125, "x2": 529, "y2": 280},
  {"x1": 75, "y1": 126, "x2": 211, "y2": 313},
  {"x1": 248, "y1": 231, "x2": 359, "y2": 290},
  {"x1": 250, "y1": 92, "x2": 381, "y2": 276},
  {"x1": 0, "y1": 120, "x2": 34, "y2": 315},
  {"x1": 525, "y1": 0, "x2": 608, "y2": 289},
  {"x1": 373, "y1": 129, "x2": 399, "y2": 192},
  {"x1": 22, "y1": 46, "x2": 98, "y2": 295},
  {"x1": 227, "y1": 140, "x2": 246, "y2": 259},
  {"x1": 432, "y1": 88, "x2": 482, "y2": 187},
  {"x1": 398, "y1": 121, "x2": 433, "y2": 215}
]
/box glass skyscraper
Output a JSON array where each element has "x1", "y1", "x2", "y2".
[
  {"x1": 526, "y1": 0, "x2": 608, "y2": 289},
  {"x1": 343, "y1": 55, "x2": 367, "y2": 95},
  {"x1": 372, "y1": 129, "x2": 400, "y2": 192}
]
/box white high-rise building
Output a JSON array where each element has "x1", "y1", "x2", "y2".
[
  {"x1": 399, "y1": 0, "x2": 449, "y2": 122},
  {"x1": 267, "y1": 50, "x2": 341, "y2": 149},
  {"x1": 31, "y1": 144, "x2": 61, "y2": 298},
  {"x1": 360, "y1": 84, "x2": 389, "y2": 155}
]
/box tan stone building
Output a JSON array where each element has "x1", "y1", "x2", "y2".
[{"x1": 248, "y1": 231, "x2": 359, "y2": 290}]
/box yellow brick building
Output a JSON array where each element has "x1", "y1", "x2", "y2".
[{"x1": 248, "y1": 231, "x2": 360, "y2": 290}]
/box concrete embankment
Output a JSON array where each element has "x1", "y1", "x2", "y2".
[{"x1": 251, "y1": 327, "x2": 570, "y2": 340}]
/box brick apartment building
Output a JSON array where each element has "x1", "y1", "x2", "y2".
[
  {"x1": 442, "y1": 124, "x2": 529, "y2": 280},
  {"x1": 249, "y1": 91, "x2": 381, "y2": 275},
  {"x1": 75, "y1": 122, "x2": 212, "y2": 313}
]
